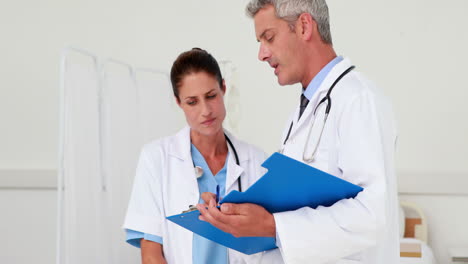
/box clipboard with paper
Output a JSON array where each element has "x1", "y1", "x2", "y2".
[{"x1": 166, "y1": 152, "x2": 364, "y2": 255}]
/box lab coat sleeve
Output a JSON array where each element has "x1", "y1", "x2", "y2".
[
  {"x1": 123, "y1": 144, "x2": 165, "y2": 238},
  {"x1": 273, "y1": 90, "x2": 389, "y2": 264}
]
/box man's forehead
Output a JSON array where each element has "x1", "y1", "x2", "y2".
[{"x1": 254, "y1": 6, "x2": 279, "y2": 38}]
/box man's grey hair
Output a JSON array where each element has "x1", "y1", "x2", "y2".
[{"x1": 246, "y1": 0, "x2": 332, "y2": 44}]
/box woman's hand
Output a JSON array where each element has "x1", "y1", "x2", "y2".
[
  {"x1": 197, "y1": 194, "x2": 276, "y2": 238},
  {"x1": 200, "y1": 192, "x2": 217, "y2": 205}
]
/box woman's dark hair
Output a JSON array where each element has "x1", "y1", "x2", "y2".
[{"x1": 170, "y1": 48, "x2": 223, "y2": 100}]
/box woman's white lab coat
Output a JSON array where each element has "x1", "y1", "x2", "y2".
[
  {"x1": 123, "y1": 126, "x2": 268, "y2": 264},
  {"x1": 271, "y1": 58, "x2": 400, "y2": 264}
]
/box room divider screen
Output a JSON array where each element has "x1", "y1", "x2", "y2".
[{"x1": 58, "y1": 48, "x2": 239, "y2": 263}]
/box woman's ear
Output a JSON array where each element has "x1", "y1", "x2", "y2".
[
  {"x1": 175, "y1": 96, "x2": 181, "y2": 107},
  {"x1": 221, "y1": 79, "x2": 226, "y2": 95}
]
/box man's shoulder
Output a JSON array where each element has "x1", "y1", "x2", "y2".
[{"x1": 336, "y1": 71, "x2": 389, "y2": 102}]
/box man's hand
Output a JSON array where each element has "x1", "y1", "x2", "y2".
[{"x1": 197, "y1": 193, "x2": 276, "y2": 238}]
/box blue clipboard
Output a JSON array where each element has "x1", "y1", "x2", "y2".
[{"x1": 167, "y1": 152, "x2": 363, "y2": 255}]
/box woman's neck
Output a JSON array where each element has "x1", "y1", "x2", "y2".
[{"x1": 190, "y1": 129, "x2": 227, "y2": 159}]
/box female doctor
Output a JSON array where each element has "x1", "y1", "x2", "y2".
[{"x1": 123, "y1": 48, "x2": 267, "y2": 264}]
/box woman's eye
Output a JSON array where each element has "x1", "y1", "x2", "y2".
[
  {"x1": 187, "y1": 100, "x2": 196, "y2": 105},
  {"x1": 207, "y1": 94, "x2": 217, "y2": 99}
]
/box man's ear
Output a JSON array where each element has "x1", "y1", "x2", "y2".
[{"x1": 297, "y1": 13, "x2": 315, "y2": 41}]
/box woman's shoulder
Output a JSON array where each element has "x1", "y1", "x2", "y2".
[
  {"x1": 225, "y1": 130, "x2": 268, "y2": 161},
  {"x1": 139, "y1": 132, "x2": 181, "y2": 159}
]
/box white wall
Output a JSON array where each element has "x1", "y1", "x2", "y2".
[
  {"x1": 0, "y1": 0, "x2": 296, "y2": 171},
  {"x1": 1, "y1": 0, "x2": 467, "y2": 178},
  {"x1": 1, "y1": 0, "x2": 467, "y2": 263},
  {"x1": 0, "y1": 188, "x2": 56, "y2": 264}
]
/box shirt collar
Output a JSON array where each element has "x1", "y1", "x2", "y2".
[{"x1": 303, "y1": 56, "x2": 343, "y2": 100}]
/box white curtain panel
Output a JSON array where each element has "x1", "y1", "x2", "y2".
[
  {"x1": 100, "y1": 60, "x2": 142, "y2": 263},
  {"x1": 58, "y1": 49, "x2": 186, "y2": 264},
  {"x1": 58, "y1": 49, "x2": 106, "y2": 264}
]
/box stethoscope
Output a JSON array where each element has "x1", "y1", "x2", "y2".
[
  {"x1": 280, "y1": 65, "x2": 355, "y2": 163},
  {"x1": 193, "y1": 133, "x2": 242, "y2": 192}
]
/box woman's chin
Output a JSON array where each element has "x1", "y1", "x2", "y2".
[{"x1": 192, "y1": 125, "x2": 223, "y2": 137}]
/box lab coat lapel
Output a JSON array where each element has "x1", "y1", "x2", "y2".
[
  {"x1": 287, "y1": 58, "x2": 353, "y2": 141},
  {"x1": 224, "y1": 131, "x2": 246, "y2": 193},
  {"x1": 287, "y1": 89, "x2": 326, "y2": 143},
  {"x1": 225, "y1": 153, "x2": 244, "y2": 193},
  {"x1": 168, "y1": 126, "x2": 199, "y2": 206},
  {"x1": 168, "y1": 126, "x2": 192, "y2": 162}
]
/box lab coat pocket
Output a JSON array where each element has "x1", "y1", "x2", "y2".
[
  {"x1": 337, "y1": 252, "x2": 362, "y2": 264},
  {"x1": 165, "y1": 187, "x2": 199, "y2": 217},
  {"x1": 308, "y1": 135, "x2": 330, "y2": 171},
  {"x1": 335, "y1": 260, "x2": 361, "y2": 264}
]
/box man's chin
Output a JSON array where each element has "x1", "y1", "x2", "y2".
[{"x1": 277, "y1": 76, "x2": 293, "y2": 86}]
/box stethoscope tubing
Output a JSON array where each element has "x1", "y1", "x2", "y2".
[
  {"x1": 282, "y1": 65, "x2": 356, "y2": 161},
  {"x1": 225, "y1": 133, "x2": 242, "y2": 192},
  {"x1": 193, "y1": 133, "x2": 242, "y2": 192}
]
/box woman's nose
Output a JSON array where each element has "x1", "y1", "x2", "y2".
[{"x1": 201, "y1": 100, "x2": 212, "y2": 116}]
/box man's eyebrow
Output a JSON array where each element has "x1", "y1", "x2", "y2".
[{"x1": 257, "y1": 28, "x2": 273, "y2": 42}]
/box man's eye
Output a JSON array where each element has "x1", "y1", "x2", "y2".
[
  {"x1": 187, "y1": 100, "x2": 196, "y2": 105},
  {"x1": 207, "y1": 94, "x2": 217, "y2": 99}
]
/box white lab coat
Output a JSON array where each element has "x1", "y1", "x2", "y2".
[
  {"x1": 271, "y1": 58, "x2": 400, "y2": 264},
  {"x1": 123, "y1": 126, "x2": 270, "y2": 264}
]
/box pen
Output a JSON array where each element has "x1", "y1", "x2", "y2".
[{"x1": 216, "y1": 185, "x2": 220, "y2": 204}]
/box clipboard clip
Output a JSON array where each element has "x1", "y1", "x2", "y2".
[{"x1": 181, "y1": 205, "x2": 198, "y2": 214}]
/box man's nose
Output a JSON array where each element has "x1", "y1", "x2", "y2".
[{"x1": 258, "y1": 43, "x2": 271, "y2": 61}]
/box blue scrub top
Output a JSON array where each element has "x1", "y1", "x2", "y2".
[{"x1": 125, "y1": 144, "x2": 229, "y2": 264}]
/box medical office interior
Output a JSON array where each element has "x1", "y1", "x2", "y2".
[{"x1": 1, "y1": 0, "x2": 467, "y2": 263}]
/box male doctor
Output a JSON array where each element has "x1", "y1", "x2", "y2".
[{"x1": 197, "y1": 0, "x2": 400, "y2": 263}]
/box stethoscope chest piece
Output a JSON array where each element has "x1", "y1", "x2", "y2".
[
  {"x1": 191, "y1": 133, "x2": 242, "y2": 192},
  {"x1": 194, "y1": 166, "x2": 203, "y2": 178}
]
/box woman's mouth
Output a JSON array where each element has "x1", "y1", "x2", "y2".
[{"x1": 202, "y1": 118, "x2": 216, "y2": 126}]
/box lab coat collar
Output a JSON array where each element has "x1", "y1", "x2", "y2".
[
  {"x1": 223, "y1": 130, "x2": 247, "y2": 192},
  {"x1": 168, "y1": 126, "x2": 247, "y2": 192},
  {"x1": 168, "y1": 126, "x2": 192, "y2": 162},
  {"x1": 287, "y1": 58, "x2": 354, "y2": 140}
]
